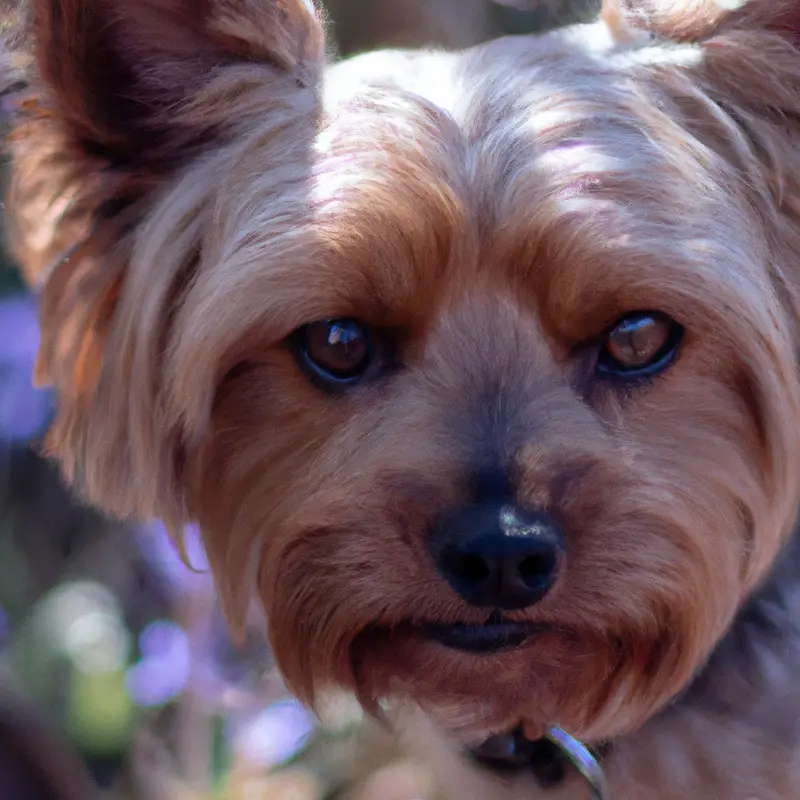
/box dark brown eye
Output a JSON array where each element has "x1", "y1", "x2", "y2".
[
  {"x1": 597, "y1": 313, "x2": 683, "y2": 379},
  {"x1": 297, "y1": 318, "x2": 371, "y2": 384}
]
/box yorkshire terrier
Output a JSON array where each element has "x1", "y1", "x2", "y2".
[{"x1": 5, "y1": 0, "x2": 800, "y2": 797}]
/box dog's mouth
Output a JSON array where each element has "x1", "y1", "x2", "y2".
[{"x1": 424, "y1": 611, "x2": 542, "y2": 653}]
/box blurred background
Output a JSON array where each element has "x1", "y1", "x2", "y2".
[{"x1": 0, "y1": 2, "x2": 598, "y2": 798}]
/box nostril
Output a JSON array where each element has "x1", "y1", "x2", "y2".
[
  {"x1": 518, "y1": 552, "x2": 557, "y2": 590},
  {"x1": 457, "y1": 553, "x2": 491, "y2": 583},
  {"x1": 446, "y1": 551, "x2": 491, "y2": 585}
]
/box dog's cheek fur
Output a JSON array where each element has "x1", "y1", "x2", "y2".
[
  {"x1": 193, "y1": 274, "x2": 799, "y2": 742},
  {"x1": 4, "y1": 0, "x2": 325, "y2": 525},
  {"x1": 629, "y1": 8, "x2": 800, "y2": 584}
]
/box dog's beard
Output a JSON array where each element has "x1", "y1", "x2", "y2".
[{"x1": 258, "y1": 511, "x2": 748, "y2": 744}]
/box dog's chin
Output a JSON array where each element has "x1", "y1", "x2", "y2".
[
  {"x1": 345, "y1": 615, "x2": 695, "y2": 745},
  {"x1": 346, "y1": 618, "x2": 563, "y2": 739}
]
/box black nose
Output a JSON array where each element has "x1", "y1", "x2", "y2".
[{"x1": 429, "y1": 502, "x2": 563, "y2": 610}]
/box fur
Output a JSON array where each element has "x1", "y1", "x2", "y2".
[{"x1": 6, "y1": 0, "x2": 800, "y2": 796}]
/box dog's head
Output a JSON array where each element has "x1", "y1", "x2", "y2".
[{"x1": 7, "y1": 0, "x2": 800, "y2": 743}]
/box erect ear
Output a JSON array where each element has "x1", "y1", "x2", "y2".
[
  {"x1": 26, "y1": 0, "x2": 323, "y2": 172},
  {"x1": 8, "y1": 0, "x2": 324, "y2": 286},
  {"x1": 4, "y1": 0, "x2": 325, "y2": 526},
  {"x1": 602, "y1": 0, "x2": 800, "y2": 43},
  {"x1": 600, "y1": 0, "x2": 800, "y2": 190},
  {"x1": 8, "y1": 0, "x2": 325, "y2": 290}
]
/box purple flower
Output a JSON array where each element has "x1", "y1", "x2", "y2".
[
  {"x1": 125, "y1": 620, "x2": 192, "y2": 707},
  {"x1": 234, "y1": 700, "x2": 315, "y2": 768},
  {"x1": 0, "y1": 294, "x2": 52, "y2": 442},
  {"x1": 0, "y1": 605, "x2": 9, "y2": 648},
  {"x1": 136, "y1": 522, "x2": 212, "y2": 594}
]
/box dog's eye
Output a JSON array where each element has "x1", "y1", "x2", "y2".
[
  {"x1": 297, "y1": 318, "x2": 371, "y2": 384},
  {"x1": 596, "y1": 313, "x2": 683, "y2": 378}
]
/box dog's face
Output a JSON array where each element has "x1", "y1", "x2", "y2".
[{"x1": 8, "y1": 0, "x2": 800, "y2": 744}]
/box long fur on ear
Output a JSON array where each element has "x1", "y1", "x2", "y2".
[
  {"x1": 605, "y1": 0, "x2": 800, "y2": 42},
  {"x1": 4, "y1": 0, "x2": 325, "y2": 527}
]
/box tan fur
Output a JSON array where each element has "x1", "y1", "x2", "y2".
[{"x1": 6, "y1": 0, "x2": 800, "y2": 796}]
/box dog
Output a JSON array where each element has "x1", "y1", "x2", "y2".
[{"x1": 5, "y1": 0, "x2": 800, "y2": 796}]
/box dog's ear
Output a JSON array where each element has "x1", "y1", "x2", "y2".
[
  {"x1": 10, "y1": 0, "x2": 324, "y2": 276},
  {"x1": 601, "y1": 0, "x2": 800, "y2": 143},
  {"x1": 603, "y1": 0, "x2": 800, "y2": 42},
  {"x1": 5, "y1": 0, "x2": 324, "y2": 527},
  {"x1": 26, "y1": 0, "x2": 323, "y2": 174}
]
